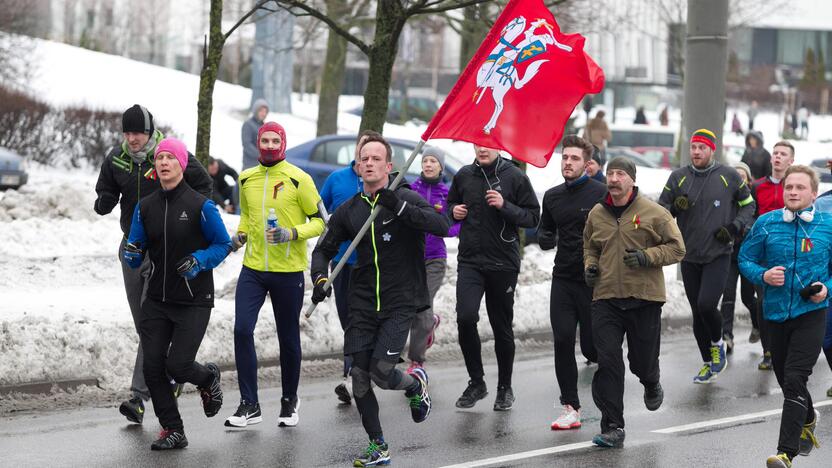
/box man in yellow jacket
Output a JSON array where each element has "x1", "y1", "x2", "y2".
[
  {"x1": 583, "y1": 156, "x2": 686, "y2": 448},
  {"x1": 224, "y1": 121, "x2": 325, "y2": 429}
]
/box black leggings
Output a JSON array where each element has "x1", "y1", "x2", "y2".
[
  {"x1": 681, "y1": 256, "x2": 730, "y2": 362},
  {"x1": 350, "y1": 350, "x2": 418, "y2": 440},
  {"x1": 720, "y1": 256, "x2": 757, "y2": 339}
]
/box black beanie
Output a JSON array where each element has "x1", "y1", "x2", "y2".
[
  {"x1": 122, "y1": 104, "x2": 154, "y2": 134},
  {"x1": 591, "y1": 144, "x2": 603, "y2": 165},
  {"x1": 607, "y1": 156, "x2": 636, "y2": 181}
]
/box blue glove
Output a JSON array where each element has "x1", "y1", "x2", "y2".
[
  {"x1": 175, "y1": 256, "x2": 200, "y2": 280},
  {"x1": 123, "y1": 242, "x2": 144, "y2": 269}
]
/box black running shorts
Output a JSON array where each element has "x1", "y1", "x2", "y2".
[{"x1": 344, "y1": 308, "x2": 416, "y2": 362}]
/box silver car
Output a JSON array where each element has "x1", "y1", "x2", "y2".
[{"x1": 0, "y1": 147, "x2": 29, "y2": 190}]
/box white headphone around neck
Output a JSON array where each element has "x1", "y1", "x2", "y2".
[{"x1": 783, "y1": 206, "x2": 815, "y2": 223}]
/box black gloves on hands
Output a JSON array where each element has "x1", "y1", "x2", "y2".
[
  {"x1": 538, "y1": 230, "x2": 556, "y2": 250},
  {"x1": 311, "y1": 274, "x2": 332, "y2": 304},
  {"x1": 714, "y1": 224, "x2": 739, "y2": 244},
  {"x1": 673, "y1": 195, "x2": 689, "y2": 213},
  {"x1": 799, "y1": 284, "x2": 823, "y2": 300},
  {"x1": 175, "y1": 256, "x2": 200, "y2": 280},
  {"x1": 375, "y1": 188, "x2": 401, "y2": 212},
  {"x1": 584, "y1": 265, "x2": 599, "y2": 288},
  {"x1": 231, "y1": 232, "x2": 247, "y2": 252},
  {"x1": 623, "y1": 248, "x2": 648, "y2": 268}
]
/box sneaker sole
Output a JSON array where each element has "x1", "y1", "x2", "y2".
[
  {"x1": 765, "y1": 456, "x2": 790, "y2": 468},
  {"x1": 150, "y1": 440, "x2": 188, "y2": 451},
  {"x1": 592, "y1": 436, "x2": 623, "y2": 448},
  {"x1": 551, "y1": 421, "x2": 581, "y2": 430},
  {"x1": 493, "y1": 404, "x2": 514, "y2": 411},
  {"x1": 353, "y1": 456, "x2": 391, "y2": 467},
  {"x1": 224, "y1": 415, "x2": 263, "y2": 428}
]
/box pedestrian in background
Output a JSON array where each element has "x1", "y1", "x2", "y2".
[{"x1": 241, "y1": 99, "x2": 269, "y2": 170}]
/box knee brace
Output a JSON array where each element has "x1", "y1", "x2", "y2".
[
  {"x1": 351, "y1": 366, "x2": 372, "y2": 398},
  {"x1": 369, "y1": 359, "x2": 401, "y2": 390}
]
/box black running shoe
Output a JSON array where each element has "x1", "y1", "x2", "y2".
[
  {"x1": 278, "y1": 396, "x2": 300, "y2": 427},
  {"x1": 407, "y1": 367, "x2": 431, "y2": 423},
  {"x1": 335, "y1": 380, "x2": 352, "y2": 405},
  {"x1": 224, "y1": 401, "x2": 263, "y2": 428},
  {"x1": 455, "y1": 380, "x2": 488, "y2": 409},
  {"x1": 150, "y1": 428, "x2": 188, "y2": 450},
  {"x1": 199, "y1": 363, "x2": 222, "y2": 417},
  {"x1": 593, "y1": 427, "x2": 625, "y2": 448},
  {"x1": 493, "y1": 385, "x2": 515, "y2": 411},
  {"x1": 644, "y1": 382, "x2": 663, "y2": 411},
  {"x1": 119, "y1": 396, "x2": 144, "y2": 424}
]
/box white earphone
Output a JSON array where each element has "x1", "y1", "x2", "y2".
[{"x1": 783, "y1": 206, "x2": 815, "y2": 223}]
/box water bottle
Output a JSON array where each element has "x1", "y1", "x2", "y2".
[{"x1": 267, "y1": 208, "x2": 278, "y2": 245}]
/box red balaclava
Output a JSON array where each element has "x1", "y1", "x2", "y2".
[{"x1": 258, "y1": 121, "x2": 287, "y2": 165}]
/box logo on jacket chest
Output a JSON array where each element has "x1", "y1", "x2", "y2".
[
  {"x1": 382, "y1": 232, "x2": 392, "y2": 242},
  {"x1": 714, "y1": 200, "x2": 721, "y2": 208},
  {"x1": 179, "y1": 211, "x2": 189, "y2": 221}
]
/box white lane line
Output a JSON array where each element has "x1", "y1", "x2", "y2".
[
  {"x1": 437, "y1": 442, "x2": 595, "y2": 468},
  {"x1": 652, "y1": 399, "x2": 832, "y2": 434},
  {"x1": 439, "y1": 400, "x2": 832, "y2": 467}
]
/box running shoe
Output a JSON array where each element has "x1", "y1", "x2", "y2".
[
  {"x1": 224, "y1": 401, "x2": 262, "y2": 428},
  {"x1": 799, "y1": 409, "x2": 820, "y2": 456},
  {"x1": 199, "y1": 363, "x2": 223, "y2": 417},
  {"x1": 407, "y1": 361, "x2": 424, "y2": 374},
  {"x1": 493, "y1": 385, "x2": 515, "y2": 411},
  {"x1": 759, "y1": 352, "x2": 773, "y2": 371},
  {"x1": 335, "y1": 379, "x2": 352, "y2": 405},
  {"x1": 353, "y1": 439, "x2": 390, "y2": 467},
  {"x1": 592, "y1": 428, "x2": 625, "y2": 448},
  {"x1": 644, "y1": 382, "x2": 663, "y2": 411},
  {"x1": 710, "y1": 343, "x2": 728, "y2": 374},
  {"x1": 407, "y1": 367, "x2": 431, "y2": 423},
  {"x1": 765, "y1": 452, "x2": 791, "y2": 468},
  {"x1": 278, "y1": 396, "x2": 300, "y2": 427},
  {"x1": 550, "y1": 404, "x2": 581, "y2": 430},
  {"x1": 749, "y1": 327, "x2": 760, "y2": 343},
  {"x1": 425, "y1": 315, "x2": 441, "y2": 349},
  {"x1": 455, "y1": 380, "x2": 488, "y2": 408},
  {"x1": 693, "y1": 363, "x2": 716, "y2": 384},
  {"x1": 119, "y1": 396, "x2": 144, "y2": 424},
  {"x1": 150, "y1": 428, "x2": 188, "y2": 450}
]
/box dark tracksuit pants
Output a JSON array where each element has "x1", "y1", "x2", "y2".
[
  {"x1": 234, "y1": 266, "x2": 304, "y2": 403},
  {"x1": 720, "y1": 255, "x2": 757, "y2": 339},
  {"x1": 119, "y1": 240, "x2": 151, "y2": 400},
  {"x1": 681, "y1": 255, "x2": 730, "y2": 362},
  {"x1": 755, "y1": 284, "x2": 772, "y2": 354},
  {"x1": 456, "y1": 266, "x2": 518, "y2": 387},
  {"x1": 332, "y1": 262, "x2": 354, "y2": 378},
  {"x1": 769, "y1": 308, "x2": 825, "y2": 458},
  {"x1": 592, "y1": 300, "x2": 662, "y2": 432},
  {"x1": 140, "y1": 298, "x2": 213, "y2": 431},
  {"x1": 550, "y1": 277, "x2": 596, "y2": 409},
  {"x1": 824, "y1": 306, "x2": 832, "y2": 373}
]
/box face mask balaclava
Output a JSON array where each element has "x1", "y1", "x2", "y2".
[{"x1": 258, "y1": 121, "x2": 287, "y2": 166}]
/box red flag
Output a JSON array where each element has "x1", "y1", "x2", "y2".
[{"x1": 422, "y1": 0, "x2": 604, "y2": 168}]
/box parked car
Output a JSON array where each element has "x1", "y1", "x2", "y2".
[
  {"x1": 810, "y1": 158, "x2": 832, "y2": 183},
  {"x1": 347, "y1": 96, "x2": 439, "y2": 124},
  {"x1": 285, "y1": 134, "x2": 457, "y2": 191},
  {"x1": 0, "y1": 147, "x2": 29, "y2": 190},
  {"x1": 630, "y1": 146, "x2": 677, "y2": 169},
  {"x1": 605, "y1": 147, "x2": 660, "y2": 168}
]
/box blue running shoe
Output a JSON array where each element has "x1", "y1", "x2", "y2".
[
  {"x1": 407, "y1": 367, "x2": 431, "y2": 423},
  {"x1": 710, "y1": 343, "x2": 728, "y2": 375},
  {"x1": 693, "y1": 363, "x2": 716, "y2": 384},
  {"x1": 353, "y1": 439, "x2": 390, "y2": 467},
  {"x1": 592, "y1": 428, "x2": 625, "y2": 448}
]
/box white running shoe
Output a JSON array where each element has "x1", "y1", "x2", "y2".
[
  {"x1": 277, "y1": 396, "x2": 300, "y2": 427},
  {"x1": 224, "y1": 401, "x2": 263, "y2": 428},
  {"x1": 551, "y1": 404, "x2": 582, "y2": 430}
]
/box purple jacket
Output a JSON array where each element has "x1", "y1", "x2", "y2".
[{"x1": 411, "y1": 177, "x2": 461, "y2": 260}]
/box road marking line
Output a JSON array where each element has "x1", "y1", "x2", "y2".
[
  {"x1": 652, "y1": 399, "x2": 832, "y2": 434},
  {"x1": 439, "y1": 400, "x2": 832, "y2": 467},
  {"x1": 437, "y1": 442, "x2": 595, "y2": 468}
]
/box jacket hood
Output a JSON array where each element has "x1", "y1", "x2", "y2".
[
  {"x1": 745, "y1": 130, "x2": 764, "y2": 148},
  {"x1": 251, "y1": 98, "x2": 269, "y2": 117}
]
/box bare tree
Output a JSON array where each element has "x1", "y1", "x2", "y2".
[{"x1": 0, "y1": 0, "x2": 46, "y2": 90}]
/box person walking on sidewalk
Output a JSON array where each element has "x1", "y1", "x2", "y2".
[
  {"x1": 224, "y1": 122, "x2": 325, "y2": 429},
  {"x1": 407, "y1": 147, "x2": 461, "y2": 372},
  {"x1": 242, "y1": 99, "x2": 269, "y2": 170},
  {"x1": 719, "y1": 162, "x2": 758, "y2": 354},
  {"x1": 659, "y1": 129, "x2": 756, "y2": 384},
  {"x1": 584, "y1": 156, "x2": 686, "y2": 448},
  {"x1": 739, "y1": 165, "x2": 831, "y2": 468},
  {"x1": 538, "y1": 135, "x2": 606, "y2": 431},
  {"x1": 94, "y1": 104, "x2": 212, "y2": 424},
  {"x1": 124, "y1": 137, "x2": 230, "y2": 450},
  {"x1": 310, "y1": 134, "x2": 449, "y2": 467},
  {"x1": 447, "y1": 145, "x2": 540, "y2": 411},
  {"x1": 752, "y1": 141, "x2": 796, "y2": 371},
  {"x1": 319, "y1": 130, "x2": 377, "y2": 404}
]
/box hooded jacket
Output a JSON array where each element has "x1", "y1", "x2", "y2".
[
  {"x1": 411, "y1": 176, "x2": 461, "y2": 260},
  {"x1": 241, "y1": 99, "x2": 268, "y2": 170},
  {"x1": 320, "y1": 161, "x2": 363, "y2": 265},
  {"x1": 94, "y1": 129, "x2": 213, "y2": 236},
  {"x1": 741, "y1": 131, "x2": 772, "y2": 180},
  {"x1": 447, "y1": 157, "x2": 540, "y2": 272},
  {"x1": 311, "y1": 177, "x2": 450, "y2": 313},
  {"x1": 739, "y1": 207, "x2": 832, "y2": 322}
]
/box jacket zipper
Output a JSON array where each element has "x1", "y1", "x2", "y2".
[
  {"x1": 789, "y1": 220, "x2": 798, "y2": 317},
  {"x1": 184, "y1": 278, "x2": 194, "y2": 298},
  {"x1": 163, "y1": 199, "x2": 168, "y2": 302},
  {"x1": 362, "y1": 193, "x2": 382, "y2": 312},
  {"x1": 262, "y1": 168, "x2": 270, "y2": 270}
]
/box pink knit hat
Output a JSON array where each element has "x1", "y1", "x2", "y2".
[{"x1": 154, "y1": 137, "x2": 189, "y2": 170}]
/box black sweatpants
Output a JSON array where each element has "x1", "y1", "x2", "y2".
[
  {"x1": 591, "y1": 299, "x2": 661, "y2": 432},
  {"x1": 550, "y1": 277, "x2": 596, "y2": 409},
  {"x1": 720, "y1": 256, "x2": 757, "y2": 339},
  {"x1": 754, "y1": 284, "x2": 771, "y2": 353},
  {"x1": 140, "y1": 298, "x2": 213, "y2": 431},
  {"x1": 769, "y1": 308, "x2": 825, "y2": 458},
  {"x1": 332, "y1": 262, "x2": 354, "y2": 378},
  {"x1": 681, "y1": 255, "x2": 730, "y2": 362},
  {"x1": 456, "y1": 266, "x2": 518, "y2": 387}
]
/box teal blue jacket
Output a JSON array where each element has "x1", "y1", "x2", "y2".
[{"x1": 739, "y1": 206, "x2": 832, "y2": 322}]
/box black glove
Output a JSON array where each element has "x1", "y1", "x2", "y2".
[
  {"x1": 799, "y1": 284, "x2": 823, "y2": 300},
  {"x1": 714, "y1": 224, "x2": 739, "y2": 244},
  {"x1": 623, "y1": 248, "x2": 648, "y2": 268},
  {"x1": 123, "y1": 242, "x2": 144, "y2": 268},
  {"x1": 311, "y1": 273, "x2": 332, "y2": 304},
  {"x1": 375, "y1": 188, "x2": 401, "y2": 212},
  {"x1": 537, "y1": 230, "x2": 556, "y2": 250},
  {"x1": 175, "y1": 256, "x2": 199, "y2": 280},
  {"x1": 584, "y1": 265, "x2": 599, "y2": 288},
  {"x1": 673, "y1": 195, "x2": 689, "y2": 212}
]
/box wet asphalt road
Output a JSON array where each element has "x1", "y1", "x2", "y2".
[{"x1": 1, "y1": 328, "x2": 831, "y2": 468}]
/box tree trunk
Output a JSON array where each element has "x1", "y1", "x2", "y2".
[
  {"x1": 195, "y1": 0, "x2": 225, "y2": 166},
  {"x1": 359, "y1": 1, "x2": 405, "y2": 133},
  {"x1": 458, "y1": 4, "x2": 490, "y2": 72},
  {"x1": 316, "y1": 0, "x2": 349, "y2": 136}
]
